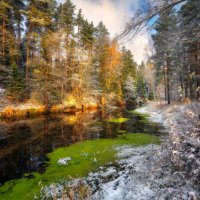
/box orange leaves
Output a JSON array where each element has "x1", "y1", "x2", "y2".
[
  {"x1": 104, "y1": 40, "x2": 122, "y2": 90},
  {"x1": 107, "y1": 40, "x2": 121, "y2": 68}
]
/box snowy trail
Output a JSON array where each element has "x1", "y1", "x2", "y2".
[
  {"x1": 136, "y1": 101, "x2": 200, "y2": 199},
  {"x1": 91, "y1": 145, "x2": 159, "y2": 200},
  {"x1": 92, "y1": 101, "x2": 200, "y2": 200}
]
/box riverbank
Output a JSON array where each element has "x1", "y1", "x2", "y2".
[
  {"x1": 84, "y1": 101, "x2": 200, "y2": 200},
  {"x1": 135, "y1": 101, "x2": 200, "y2": 199},
  {"x1": 0, "y1": 102, "x2": 99, "y2": 119},
  {"x1": 0, "y1": 110, "x2": 160, "y2": 200},
  {"x1": 1, "y1": 100, "x2": 199, "y2": 199},
  {"x1": 29, "y1": 105, "x2": 163, "y2": 200}
]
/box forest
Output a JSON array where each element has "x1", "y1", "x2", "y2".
[
  {"x1": 0, "y1": 0, "x2": 199, "y2": 117},
  {"x1": 0, "y1": 0, "x2": 199, "y2": 200},
  {"x1": 0, "y1": 0, "x2": 148, "y2": 116}
]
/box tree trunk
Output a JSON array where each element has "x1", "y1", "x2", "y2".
[
  {"x1": 65, "y1": 33, "x2": 69, "y2": 92},
  {"x1": 189, "y1": 63, "x2": 194, "y2": 99},
  {"x1": 17, "y1": 15, "x2": 21, "y2": 67},
  {"x1": 195, "y1": 43, "x2": 200, "y2": 99},
  {"x1": 183, "y1": 55, "x2": 188, "y2": 99},
  {"x1": 2, "y1": 17, "x2": 5, "y2": 61},
  {"x1": 26, "y1": 23, "x2": 32, "y2": 97},
  {"x1": 185, "y1": 80, "x2": 188, "y2": 98},
  {"x1": 180, "y1": 75, "x2": 184, "y2": 100},
  {"x1": 164, "y1": 70, "x2": 167, "y2": 101},
  {"x1": 44, "y1": 64, "x2": 49, "y2": 107},
  {"x1": 61, "y1": 84, "x2": 64, "y2": 103},
  {"x1": 166, "y1": 57, "x2": 170, "y2": 104}
]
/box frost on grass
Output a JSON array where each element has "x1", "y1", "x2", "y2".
[
  {"x1": 38, "y1": 179, "x2": 91, "y2": 200},
  {"x1": 39, "y1": 145, "x2": 160, "y2": 200},
  {"x1": 91, "y1": 145, "x2": 159, "y2": 200},
  {"x1": 57, "y1": 157, "x2": 71, "y2": 166},
  {"x1": 137, "y1": 101, "x2": 200, "y2": 199},
  {"x1": 39, "y1": 102, "x2": 200, "y2": 200}
]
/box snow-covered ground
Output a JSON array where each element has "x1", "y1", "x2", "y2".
[
  {"x1": 39, "y1": 145, "x2": 160, "y2": 200},
  {"x1": 135, "y1": 101, "x2": 200, "y2": 130},
  {"x1": 91, "y1": 145, "x2": 159, "y2": 200},
  {"x1": 39, "y1": 101, "x2": 200, "y2": 200},
  {"x1": 136, "y1": 101, "x2": 200, "y2": 199},
  {"x1": 92, "y1": 101, "x2": 200, "y2": 200}
]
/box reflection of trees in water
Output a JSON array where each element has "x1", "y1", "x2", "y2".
[
  {"x1": 61, "y1": 111, "x2": 102, "y2": 142},
  {"x1": 0, "y1": 109, "x2": 124, "y2": 159},
  {"x1": 100, "y1": 108, "x2": 125, "y2": 138},
  {"x1": 0, "y1": 110, "x2": 125, "y2": 184}
]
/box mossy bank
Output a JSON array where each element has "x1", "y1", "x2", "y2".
[{"x1": 0, "y1": 133, "x2": 159, "y2": 200}]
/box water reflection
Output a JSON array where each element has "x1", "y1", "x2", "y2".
[{"x1": 0, "y1": 109, "x2": 161, "y2": 185}]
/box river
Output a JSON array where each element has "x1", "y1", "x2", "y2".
[{"x1": 0, "y1": 108, "x2": 162, "y2": 199}]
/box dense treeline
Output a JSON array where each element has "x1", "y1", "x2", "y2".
[
  {"x1": 0, "y1": 0, "x2": 150, "y2": 109},
  {"x1": 121, "y1": 0, "x2": 200, "y2": 104},
  {"x1": 152, "y1": 0, "x2": 200, "y2": 103}
]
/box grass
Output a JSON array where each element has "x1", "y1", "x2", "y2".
[
  {"x1": 0, "y1": 106, "x2": 46, "y2": 119},
  {"x1": 129, "y1": 110, "x2": 150, "y2": 118},
  {"x1": 107, "y1": 117, "x2": 129, "y2": 123},
  {"x1": 49, "y1": 105, "x2": 64, "y2": 113},
  {"x1": 117, "y1": 130, "x2": 128, "y2": 134},
  {"x1": 138, "y1": 119, "x2": 160, "y2": 127},
  {"x1": 0, "y1": 133, "x2": 159, "y2": 200},
  {"x1": 0, "y1": 103, "x2": 99, "y2": 119}
]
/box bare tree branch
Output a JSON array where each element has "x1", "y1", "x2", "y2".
[{"x1": 118, "y1": 0, "x2": 186, "y2": 39}]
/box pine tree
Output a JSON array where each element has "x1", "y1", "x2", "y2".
[
  {"x1": 136, "y1": 62, "x2": 148, "y2": 99},
  {"x1": 25, "y1": 0, "x2": 51, "y2": 97},
  {"x1": 12, "y1": 0, "x2": 25, "y2": 67},
  {"x1": 178, "y1": 0, "x2": 200, "y2": 99},
  {"x1": 58, "y1": 0, "x2": 75, "y2": 95},
  {"x1": 94, "y1": 21, "x2": 109, "y2": 87},
  {"x1": 152, "y1": 7, "x2": 176, "y2": 104},
  {"x1": 80, "y1": 20, "x2": 96, "y2": 51},
  {"x1": 121, "y1": 47, "x2": 137, "y2": 107},
  {"x1": 121, "y1": 47, "x2": 137, "y2": 85}
]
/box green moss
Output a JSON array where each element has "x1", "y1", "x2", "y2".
[
  {"x1": 107, "y1": 117, "x2": 129, "y2": 123},
  {"x1": 117, "y1": 130, "x2": 128, "y2": 134},
  {"x1": 138, "y1": 119, "x2": 160, "y2": 127},
  {"x1": 129, "y1": 110, "x2": 161, "y2": 130},
  {"x1": 0, "y1": 133, "x2": 159, "y2": 200},
  {"x1": 129, "y1": 110, "x2": 150, "y2": 118}
]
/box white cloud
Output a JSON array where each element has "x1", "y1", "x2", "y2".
[
  {"x1": 125, "y1": 32, "x2": 151, "y2": 64},
  {"x1": 56, "y1": 0, "x2": 150, "y2": 64}
]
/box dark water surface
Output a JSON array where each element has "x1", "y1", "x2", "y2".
[{"x1": 0, "y1": 109, "x2": 161, "y2": 186}]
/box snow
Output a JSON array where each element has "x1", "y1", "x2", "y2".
[
  {"x1": 39, "y1": 101, "x2": 200, "y2": 199},
  {"x1": 136, "y1": 101, "x2": 200, "y2": 199},
  {"x1": 0, "y1": 87, "x2": 5, "y2": 97},
  {"x1": 91, "y1": 145, "x2": 159, "y2": 200},
  {"x1": 39, "y1": 145, "x2": 160, "y2": 200},
  {"x1": 57, "y1": 157, "x2": 71, "y2": 166},
  {"x1": 92, "y1": 101, "x2": 200, "y2": 200},
  {"x1": 135, "y1": 102, "x2": 165, "y2": 124}
]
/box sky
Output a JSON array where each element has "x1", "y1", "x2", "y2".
[{"x1": 56, "y1": 0, "x2": 151, "y2": 64}]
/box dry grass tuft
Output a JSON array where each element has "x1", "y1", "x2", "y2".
[
  {"x1": 181, "y1": 97, "x2": 191, "y2": 105},
  {"x1": 85, "y1": 103, "x2": 98, "y2": 110},
  {"x1": 50, "y1": 105, "x2": 63, "y2": 113},
  {"x1": 0, "y1": 106, "x2": 46, "y2": 119},
  {"x1": 2, "y1": 106, "x2": 16, "y2": 118}
]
